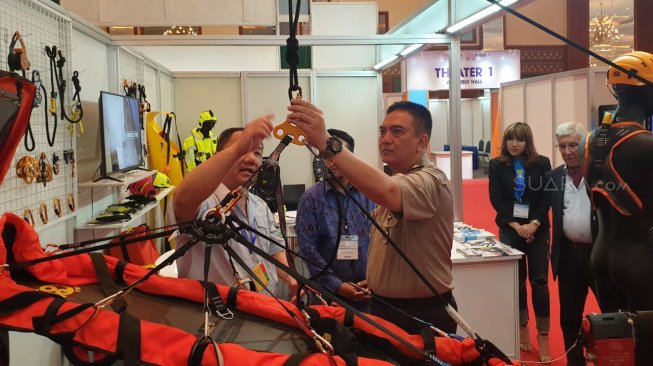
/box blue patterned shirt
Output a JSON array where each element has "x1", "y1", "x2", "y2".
[{"x1": 296, "y1": 181, "x2": 376, "y2": 294}]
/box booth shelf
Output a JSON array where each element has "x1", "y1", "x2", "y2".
[
  {"x1": 76, "y1": 186, "x2": 174, "y2": 230},
  {"x1": 78, "y1": 169, "x2": 156, "y2": 188}
]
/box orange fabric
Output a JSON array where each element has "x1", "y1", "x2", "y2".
[
  {"x1": 490, "y1": 90, "x2": 500, "y2": 158},
  {"x1": 0, "y1": 212, "x2": 518, "y2": 366},
  {"x1": 0, "y1": 72, "x2": 36, "y2": 185},
  {"x1": 108, "y1": 225, "x2": 160, "y2": 266}
]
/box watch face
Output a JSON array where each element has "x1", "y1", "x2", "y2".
[{"x1": 328, "y1": 136, "x2": 342, "y2": 153}]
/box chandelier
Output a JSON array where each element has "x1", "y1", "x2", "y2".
[
  {"x1": 163, "y1": 26, "x2": 197, "y2": 36},
  {"x1": 589, "y1": 2, "x2": 620, "y2": 46}
]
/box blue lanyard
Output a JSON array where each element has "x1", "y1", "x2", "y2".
[
  {"x1": 513, "y1": 159, "x2": 526, "y2": 202},
  {"x1": 232, "y1": 204, "x2": 257, "y2": 248}
]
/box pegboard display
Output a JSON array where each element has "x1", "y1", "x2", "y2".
[
  {"x1": 117, "y1": 46, "x2": 144, "y2": 93},
  {"x1": 0, "y1": 0, "x2": 78, "y2": 232}
]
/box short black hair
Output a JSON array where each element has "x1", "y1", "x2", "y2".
[
  {"x1": 327, "y1": 128, "x2": 355, "y2": 152},
  {"x1": 216, "y1": 127, "x2": 244, "y2": 152},
  {"x1": 386, "y1": 101, "x2": 432, "y2": 137}
]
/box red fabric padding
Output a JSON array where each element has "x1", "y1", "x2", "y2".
[
  {"x1": 0, "y1": 212, "x2": 519, "y2": 366},
  {"x1": 0, "y1": 72, "x2": 36, "y2": 185}
]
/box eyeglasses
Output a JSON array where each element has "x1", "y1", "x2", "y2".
[{"x1": 556, "y1": 142, "x2": 579, "y2": 151}]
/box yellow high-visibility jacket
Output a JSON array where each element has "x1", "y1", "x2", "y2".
[{"x1": 182, "y1": 128, "x2": 217, "y2": 173}]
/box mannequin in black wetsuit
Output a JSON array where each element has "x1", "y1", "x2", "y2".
[{"x1": 579, "y1": 51, "x2": 653, "y2": 364}]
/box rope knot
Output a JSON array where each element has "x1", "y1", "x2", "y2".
[{"x1": 285, "y1": 37, "x2": 300, "y2": 66}]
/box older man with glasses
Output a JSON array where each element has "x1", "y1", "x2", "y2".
[{"x1": 545, "y1": 122, "x2": 597, "y2": 366}]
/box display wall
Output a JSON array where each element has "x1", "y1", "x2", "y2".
[
  {"x1": 174, "y1": 75, "x2": 243, "y2": 138},
  {"x1": 500, "y1": 67, "x2": 617, "y2": 167},
  {"x1": 429, "y1": 98, "x2": 492, "y2": 153}
]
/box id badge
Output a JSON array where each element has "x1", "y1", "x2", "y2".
[
  {"x1": 513, "y1": 202, "x2": 530, "y2": 219},
  {"x1": 337, "y1": 235, "x2": 359, "y2": 260},
  {"x1": 251, "y1": 262, "x2": 271, "y2": 293}
]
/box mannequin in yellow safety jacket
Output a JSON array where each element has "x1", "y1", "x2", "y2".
[{"x1": 183, "y1": 110, "x2": 218, "y2": 173}]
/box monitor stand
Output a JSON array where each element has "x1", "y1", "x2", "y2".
[{"x1": 92, "y1": 175, "x2": 124, "y2": 183}]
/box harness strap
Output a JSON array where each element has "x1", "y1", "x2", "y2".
[
  {"x1": 585, "y1": 122, "x2": 651, "y2": 216},
  {"x1": 187, "y1": 336, "x2": 224, "y2": 366},
  {"x1": 116, "y1": 311, "x2": 141, "y2": 366},
  {"x1": 89, "y1": 252, "x2": 127, "y2": 313},
  {"x1": 0, "y1": 290, "x2": 55, "y2": 315},
  {"x1": 420, "y1": 326, "x2": 437, "y2": 365},
  {"x1": 344, "y1": 310, "x2": 355, "y2": 328},
  {"x1": 201, "y1": 280, "x2": 234, "y2": 320},
  {"x1": 282, "y1": 352, "x2": 315, "y2": 366},
  {"x1": 114, "y1": 259, "x2": 128, "y2": 285},
  {"x1": 226, "y1": 286, "x2": 239, "y2": 308}
]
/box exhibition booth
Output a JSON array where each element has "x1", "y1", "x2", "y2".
[{"x1": 0, "y1": 0, "x2": 613, "y2": 364}]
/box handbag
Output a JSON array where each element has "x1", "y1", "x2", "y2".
[{"x1": 109, "y1": 224, "x2": 160, "y2": 266}]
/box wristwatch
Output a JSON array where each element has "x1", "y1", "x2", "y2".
[
  {"x1": 530, "y1": 219, "x2": 541, "y2": 227},
  {"x1": 320, "y1": 136, "x2": 343, "y2": 159}
]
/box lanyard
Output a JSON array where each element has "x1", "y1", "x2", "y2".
[
  {"x1": 513, "y1": 159, "x2": 526, "y2": 202},
  {"x1": 232, "y1": 204, "x2": 257, "y2": 249}
]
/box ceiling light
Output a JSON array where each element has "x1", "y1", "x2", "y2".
[
  {"x1": 163, "y1": 26, "x2": 198, "y2": 36},
  {"x1": 446, "y1": 0, "x2": 519, "y2": 34},
  {"x1": 589, "y1": 2, "x2": 621, "y2": 46},
  {"x1": 373, "y1": 55, "x2": 399, "y2": 71},
  {"x1": 400, "y1": 44, "x2": 424, "y2": 57}
]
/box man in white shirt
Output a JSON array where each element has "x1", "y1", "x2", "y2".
[
  {"x1": 546, "y1": 122, "x2": 597, "y2": 366},
  {"x1": 168, "y1": 117, "x2": 298, "y2": 297}
]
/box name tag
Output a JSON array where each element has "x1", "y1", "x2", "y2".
[
  {"x1": 251, "y1": 262, "x2": 271, "y2": 293},
  {"x1": 513, "y1": 202, "x2": 530, "y2": 219},
  {"x1": 337, "y1": 235, "x2": 359, "y2": 260}
]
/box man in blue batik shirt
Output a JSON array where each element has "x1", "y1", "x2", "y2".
[{"x1": 296, "y1": 129, "x2": 376, "y2": 311}]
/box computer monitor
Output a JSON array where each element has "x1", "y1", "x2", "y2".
[
  {"x1": 98, "y1": 91, "x2": 143, "y2": 180},
  {"x1": 282, "y1": 184, "x2": 305, "y2": 212}
]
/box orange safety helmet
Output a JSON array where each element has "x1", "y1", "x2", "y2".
[{"x1": 606, "y1": 51, "x2": 653, "y2": 86}]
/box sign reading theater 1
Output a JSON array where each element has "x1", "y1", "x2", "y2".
[{"x1": 407, "y1": 50, "x2": 521, "y2": 90}]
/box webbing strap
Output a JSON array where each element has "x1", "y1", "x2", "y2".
[
  {"x1": 226, "y1": 286, "x2": 239, "y2": 308},
  {"x1": 0, "y1": 290, "x2": 55, "y2": 315},
  {"x1": 344, "y1": 310, "x2": 355, "y2": 328},
  {"x1": 114, "y1": 259, "x2": 128, "y2": 285},
  {"x1": 116, "y1": 311, "x2": 141, "y2": 366},
  {"x1": 89, "y1": 252, "x2": 127, "y2": 312},
  {"x1": 282, "y1": 352, "x2": 315, "y2": 366},
  {"x1": 201, "y1": 281, "x2": 233, "y2": 319},
  {"x1": 420, "y1": 326, "x2": 437, "y2": 365}
]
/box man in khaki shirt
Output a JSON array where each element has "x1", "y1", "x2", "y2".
[{"x1": 287, "y1": 99, "x2": 457, "y2": 334}]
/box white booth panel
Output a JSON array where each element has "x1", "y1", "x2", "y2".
[
  {"x1": 525, "y1": 79, "x2": 554, "y2": 163},
  {"x1": 144, "y1": 65, "x2": 159, "y2": 112},
  {"x1": 314, "y1": 75, "x2": 380, "y2": 169},
  {"x1": 244, "y1": 74, "x2": 312, "y2": 188},
  {"x1": 429, "y1": 100, "x2": 449, "y2": 152},
  {"x1": 482, "y1": 98, "x2": 491, "y2": 147},
  {"x1": 554, "y1": 74, "x2": 588, "y2": 129},
  {"x1": 72, "y1": 30, "x2": 109, "y2": 101},
  {"x1": 135, "y1": 46, "x2": 279, "y2": 72},
  {"x1": 174, "y1": 76, "x2": 242, "y2": 138},
  {"x1": 311, "y1": 2, "x2": 377, "y2": 69},
  {"x1": 501, "y1": 84, "x2": 525, "y2": 126},
  {"x1": 159, "y1": 73, "x2": 174, "y2": 115},
  {"x1": 592, "y1": 68, "x2": 618, "y2": 127},
  {"x1": 63, "y1": 0, "x2": 276, "y2": 26},
  {"x1": 313, "y1": 46, "x2": 376, "y2": 70},
  {"x1": 461, "y1": 99, "x2": 474, "y2": 146}
]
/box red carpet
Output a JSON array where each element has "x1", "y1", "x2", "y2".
[{"x1": 462, "y1": 178, "x2": 600, "y2": 365}]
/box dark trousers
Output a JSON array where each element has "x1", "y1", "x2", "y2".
[
  {"x1": 500, "y1": 227, "x2": 550, "y2": 326},
  {"x1": 370, "y1": 291, "x2": 457, "y2": 335},
  {"x1": 558, "y1": 240, "x2": 596, "y2": 366}
]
